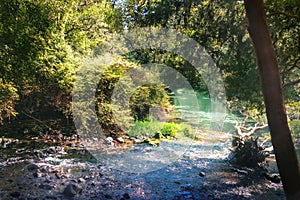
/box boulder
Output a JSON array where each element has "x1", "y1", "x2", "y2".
[
  {"x1": 63, "y1": 183, "x2": 82, "y2": 197},
  {"x1": 27, "y1": 163, "x2": 39, "y2": 172}
]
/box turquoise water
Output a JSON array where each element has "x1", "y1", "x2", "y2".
[
  {"x1": 170, "y1": 92, "x2": 238, "y2": 133},
  {"x1": 171, "y1": 91, "x2": 300, "y2": 162}
]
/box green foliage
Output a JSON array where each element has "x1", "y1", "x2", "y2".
[
  {"x1": 127, "y1": 120, "x2": 194, "y2": 139},
  {"x1": 130, "y1": 84, "x2": 171, "y2": 121},
  {"x1": 265, "y1": 0, "x2": 300, "y2": 101},
  {"x1": 289, "y1": 120, "x2": 300, "y2": 139},
  {"x1": 0, "y1": 80, "x2": 19, "y2": 123},
  {"x1": 286, "y1": 101, "x2": 300, "y2": 139},
  {"x1": 121, "y1": 0, "x2": 299, "y2": 110},
  {"x1": 161, "y1": 123, "x2": 178, "y2": 137},
  {"x1": 73, "y1": 55, "x2": 172, "y2": 135},
  {"x1": 127, "y1": 120, "x2": 164, "y2": 138},
  {"x1": 0, "y1": 0, "x2": 121, "y2": 122},
  {"x1": 0, "y1": 0, "x2": 298, "y2": 138}
]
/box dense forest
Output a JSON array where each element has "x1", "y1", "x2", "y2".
[{"x1": 0, "y1": 0, "x2": 299, "y2": 199}]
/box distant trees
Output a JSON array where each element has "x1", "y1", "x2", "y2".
[
  {"x1": 244, "y1": 0, "x2": 300, "y2": 198},
  {"x1": 0, "y1": 0, "x2": 121, "y2": 123},
  {"x1": 0, "y1": 0, "x2": 172, "y2": 134},
  {"x1": 121, "y1": 0, "x2": 299, "y2": 111},
  {"x1": 0, "y1": 0, "x2": 299, "y2": 140}
]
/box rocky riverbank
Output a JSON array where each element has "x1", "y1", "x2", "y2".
[{"x1": 0, "y1": 131, "x2": 285, "y2": 199}]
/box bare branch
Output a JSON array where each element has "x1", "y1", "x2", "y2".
[{"x1": 235, "y1": 123, "x2": 268, "y2": 137}]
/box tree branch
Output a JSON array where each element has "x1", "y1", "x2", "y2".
[
  {"x1": 267, "y1": 11, "x2": 300, "y2": 20},
  {"x1": 235, "y1": 123, "x2": 268, "y2": 137},
  {"x1": 283, "y1": 79, "x2": 300, "y2": 88}
]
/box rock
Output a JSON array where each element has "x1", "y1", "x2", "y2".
[
  {"x1": 105, "y1": 137, "x2": 113, "y2": 142},
  {"x1": 63, "y1": 183, "x2": 82, "y2": 197},
  {"x1": 265, "y1": 173, "x2": 281, "y2": 183},
  {"x1": 133, "y1": 139, "x2": 142, "y2": 144},
  {"x1": 33, "y1": 172, "x2": 41, "y2": 178},
  {"x1": 199, "y1": 171, "x2": 205, "y2": 177},
  {"x1": 122, "y1": 193, "x2": 130, "y2": 199},
  {"x1": 154, "y1": 131, "x2": 163, "y2": 139},
  {"x1": 178, "y1": 191, "x2": 191, "y2": 195},
  {"x1": 55, "y1": 173, "x2": 61, "y2": 179},
  {"x1": 105, "y1": 137, "x2": 114, "y2": 146},
  {"x1": 39, "y1": 184, "x2": 53, "y2": 190},
  {"x1": 10, "y1": 191, "x2": 20, "y2": 198},
  {"x1": 78, "y1": 178, "x2": 86, "y2": 183},
  {"x1": 116, "y1": 137, "x2": 124, "y2": 143},
  {"x1": 180, "y1": 183, "x2": 192, "y2": 191},
  {"x1": 27, "y1": 164, "x2": 39, "y2": 172},
  {"x1": 231, "y1": 168, "x2": 248, "y2": 175},
  {"x1": 104, "y1": 194, "x2": 113, "y2": 199},
  {"x1": 47, "y1": 146, "x2": 57, "y2": 154},
  {"x1": 143, "y1": 139, "x2": 160, "y2": 146}
]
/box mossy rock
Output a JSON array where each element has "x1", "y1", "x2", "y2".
[
  {"x1": 143, "y1": 138, "x2": 160, "y2": 146},
  {"x1": 153, "y1": 131, "x2": 163, "y2": 139}
]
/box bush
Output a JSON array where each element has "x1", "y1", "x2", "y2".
[
  {"x1": 127, "y1": 120, "x2": 194, "y2": 139},
  {"x1": 73, "y1": 55, "x2": 172, "y2": 136},
  {"x1": 161, "y1": 123, "x2": 178, "y2": 137},
  {"x1": 127, "y1": 120, "x2": 164, "y2": 138}
]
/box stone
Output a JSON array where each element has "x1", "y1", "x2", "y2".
[
  {"x1": 105, "y1": 137, "x2": 113, "y2": 142},
  {"x1": 48, "y1": 146, "x2": 57, "y2": 154},
  {"x1": 154, "y1": 131, "x2": 163, "y2": 139},
  {"x1": 55, "y1": 173, "x2": 61, "y2": 179},
  {"x1": 199, "y1": 171, "x2": 205, "y2": 177},
  {"x1": 116, "y1": 137, "x2": 124, "y2": 143},
  {"x1": 178, "y1": 191, "x2": 191, "y2": 195},
  {"x1": 10, "y1": 192, "x2": 20, "y2": 198},
  {"x1": 63, "y1": 183, "x2": 82, "y2": 197},
  {"x1": 232, "y1": 168, "x2": 248, "y2": 175},
  {"x1": 104, "y1": 194, "x2": 113, "y2": 199},
  {"x1": 105, "y1": 137, "x2": 114, "y2": 146},
  {"x1": 122, "y1": 193, "x2": 130, "y2": 199},
  {"x1": 133, "y1": 139, "x2": 142, "y2": 144},
  {"x1": 39, "y1": 184, "x2": 53, "y2": 190},
  {"x1": 78, "y1": 178, "x2": 86, "y2": 183},
  {"x1": 33, "y1": 172, "x2": 41, "y2": 178},
  {"x1": 265, "y1": 173, "x2": 281, "y2": 183},
  {"x1": 27, "y1": 164, "x2": 39, "y2": 172},
  {"x1": 180, "y1": 183, "x2": 192, "y2": 191}
]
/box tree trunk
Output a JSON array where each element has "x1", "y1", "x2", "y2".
[{"x1": 244, "y1": 0, "x2": 300, "y2": 199}]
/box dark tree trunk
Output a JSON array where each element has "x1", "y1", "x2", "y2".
[{"x1": 244, "y1": 0, "x2": 300, "y2": 199}]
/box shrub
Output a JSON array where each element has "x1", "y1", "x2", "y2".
[
  {"x1": 127, "y1": 120, "x2": 164, "y2": 138},
  {"x1": 127, "y1": 120, "x2": 194, "y2": 139},
  {"x1": 161, "y1": 123, "x2": 178, "y2": 137},
  {"x1": 74, "y1": 55, "x2": 172, "y2": 136}
]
